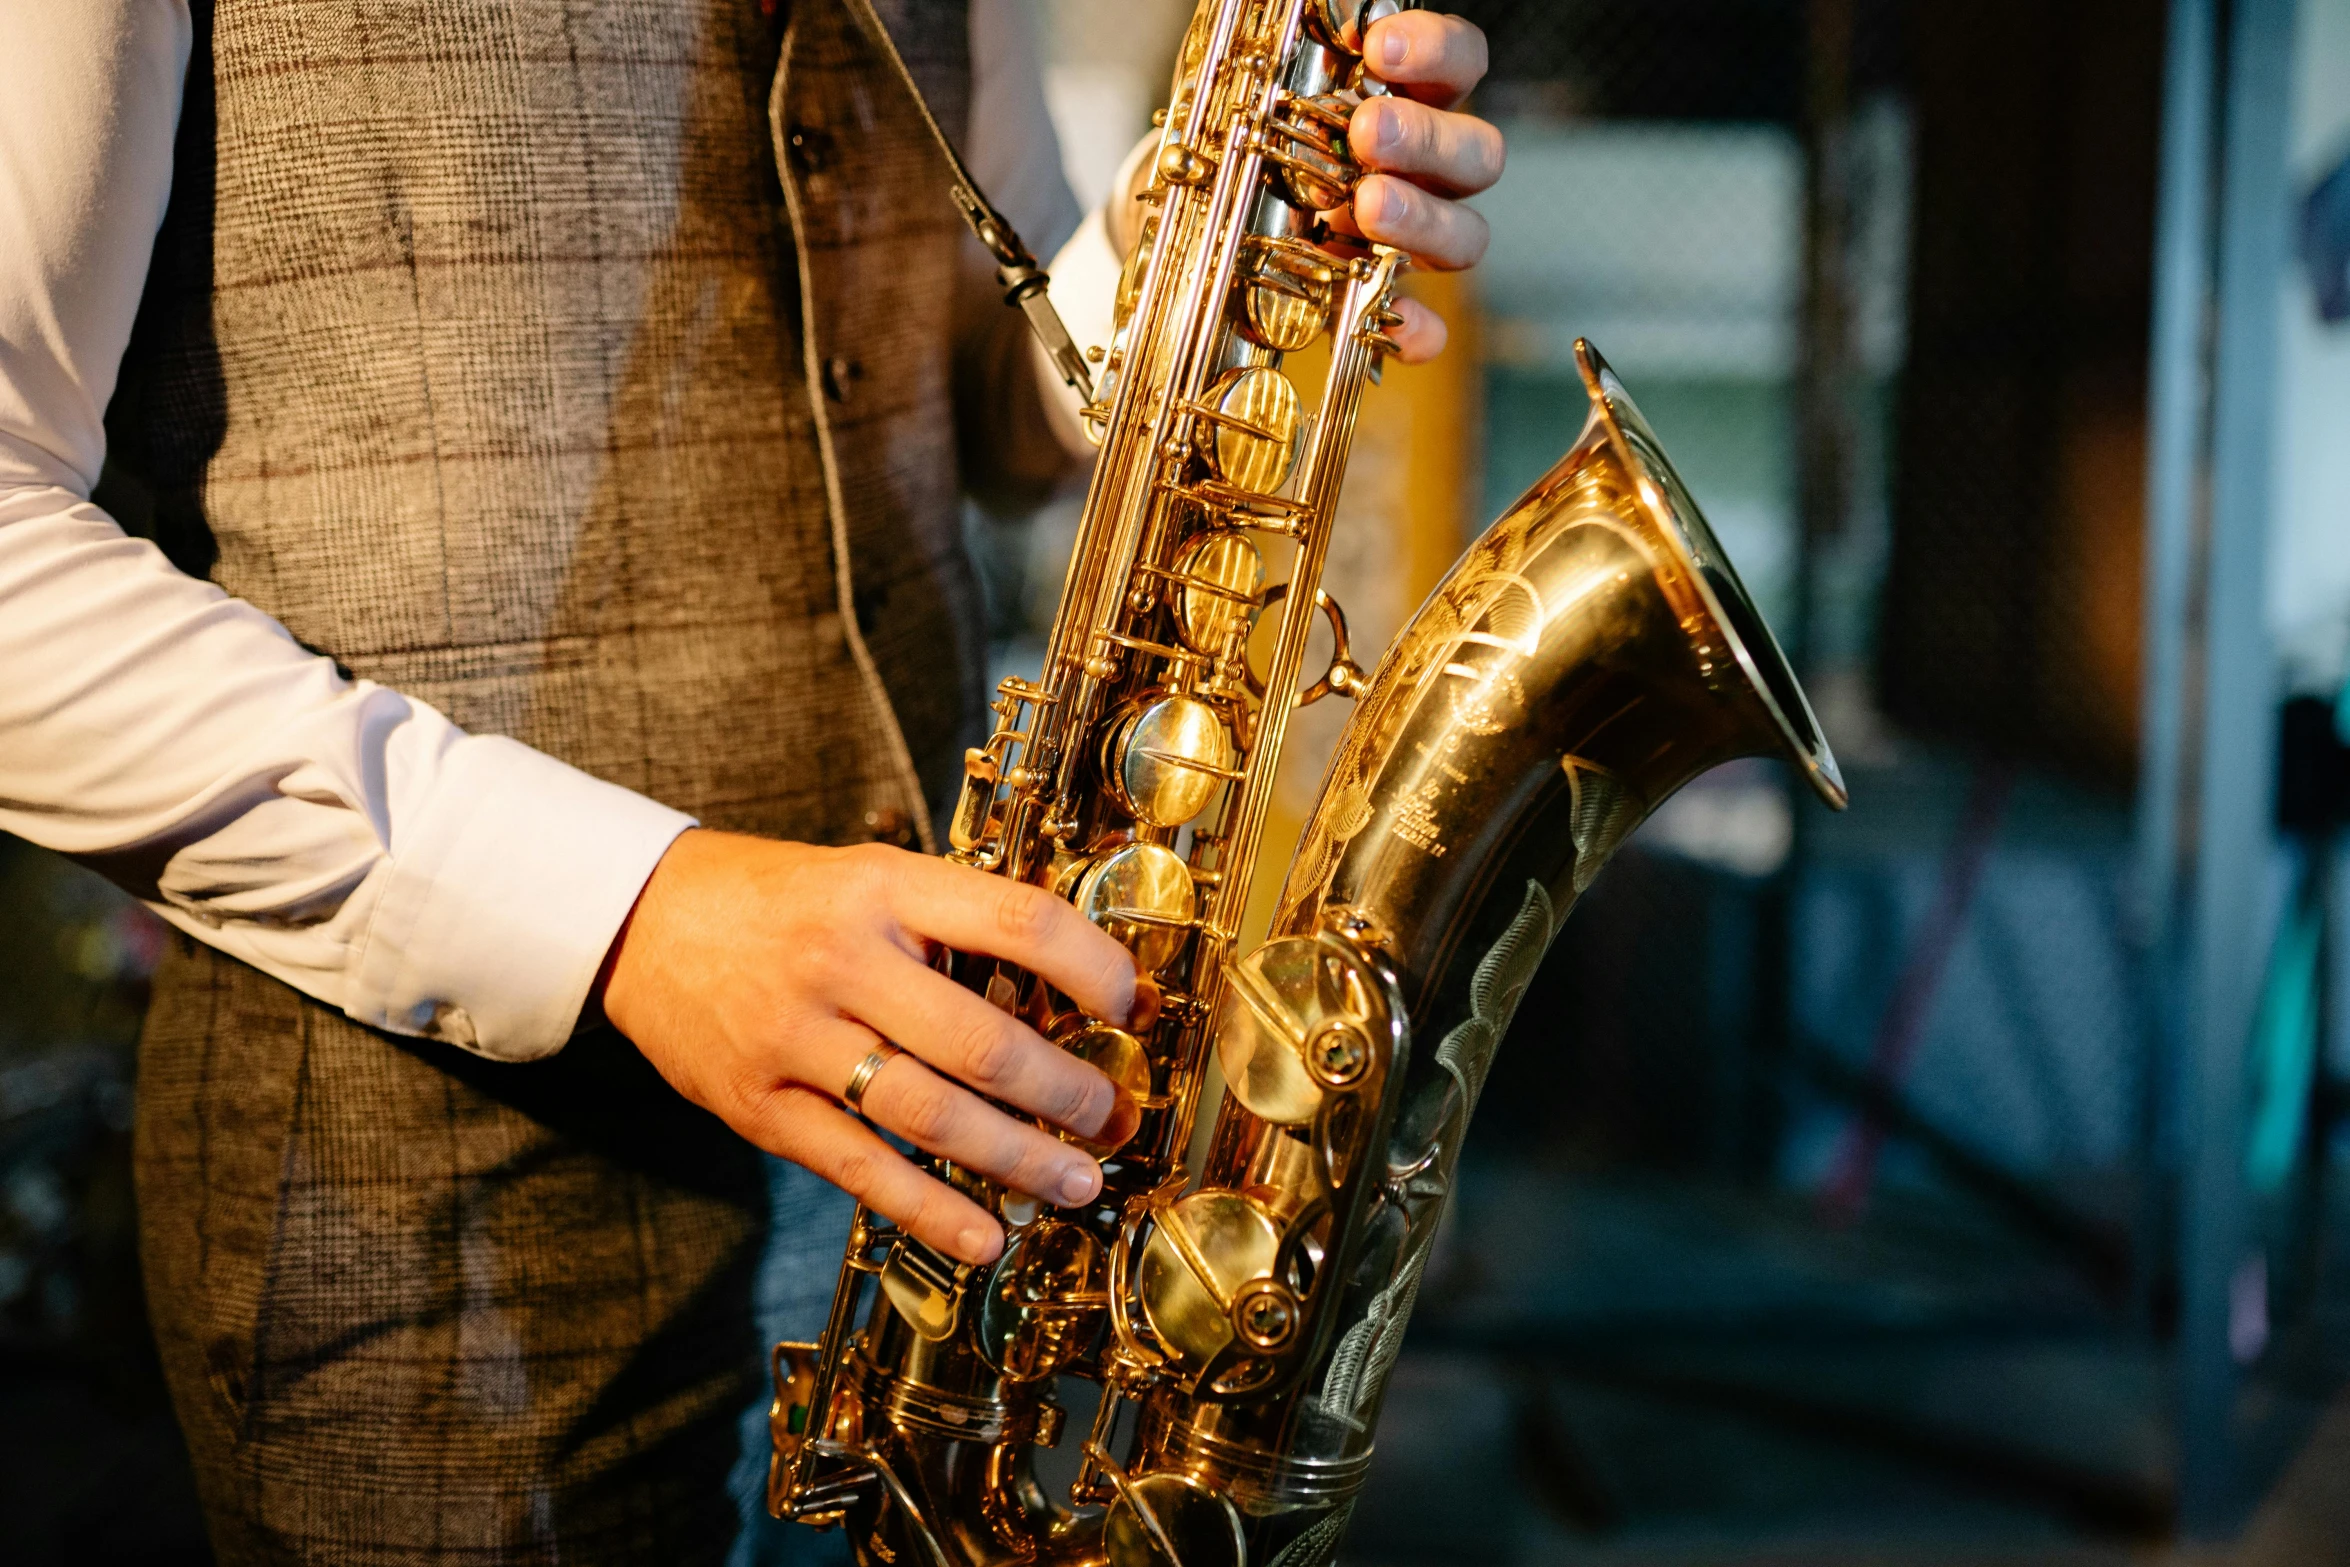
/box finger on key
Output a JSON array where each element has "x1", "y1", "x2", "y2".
[
  {"x1": 883, "y1": 855, "x2": 1137, "y2": 1027},
  {"x1": 1386, "y1": 296, "x2": 1448, "y2": 364},
  {"x1": 1353, "y1": 174, "x2": 1492, "y2": 271},
  {"x1": 740, "y1": 1084, "x2": 1007, "y2": 1265},
  {"x1": 1350, "y1": 96, "x2": 1505, "y2": 198},
  {"x1": 850, "y1": 1048, "x2": 1106, "y2": 1212},
  {"x1": 1361, "y1": 11, "x2": 1489, "y2": 108},
  {"x1": 857, "y1": 952, "x2": 1125, "y2": 1143}
]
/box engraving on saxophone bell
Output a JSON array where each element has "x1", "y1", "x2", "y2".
[
  {"x1": 1443, "y1": 657, "x2": 1528, "y2": 734},
  {"x1": 1386, "y1": 776, "x2": 1448, "y2": 857},
  {"x1": 1561, "y1": 757, "x2": 1644, "y2": 894},
  {"x1": 1106, "y1": 694, "x2": 1239, "y2": 827},
  {"x1": 1073, "y1": 841, "x2": 1197, "y2": 972}
]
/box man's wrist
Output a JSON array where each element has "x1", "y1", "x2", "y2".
[{"x1": 347, "y1": 735, "x2": 696, "y2": 1061}]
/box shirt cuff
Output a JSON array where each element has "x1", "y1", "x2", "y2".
[{"x1": 347, "y1": 735, "x2": 695, "y2": 1062}]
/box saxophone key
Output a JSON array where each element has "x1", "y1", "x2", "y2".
[
  {"x1": 1051, "y1": 1020, "x2": 1152, "y2": 1156},
  {"x1": 1103, "y1": 1470, "x2": 1245, "y2": 1567},
  {"x1": 1242, "y1": 272, "x2": 1328, "y2": 351},
  {"x1": 1170, "y1": 532, "x2": 1266, "y2": 656},
  {"x1": 1135, "y1": 1188, "x2": 1283, "y2": 1375},
  {"x1": 947, "y1": 770, "x2": 995, "y2": 855},
  {"x1": 1104, "y1": 693, "x2": 1240, "y2": 827},
  {"x1": 877, "y1": 1239, "x2": 970, "y2": 1342},
  {"x1": 1071, "y1": 842, "x2": 1198, "y2": 973},
  {"x1": 1195, "y1": 365, "x2": 1302, "y2": 494},
  {"x1": 975, "y1": 1218, "x2": 1107, "y2": 1383},
  {"x1": 1213, "y1": 932, "x2": 1388, "y2": 1126}
]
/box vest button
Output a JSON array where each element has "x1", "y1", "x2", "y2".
[
  {"x1": 786, "y1": 124, "x2": 833, "y2": 174},
  {"x1": 863, "y1": 807, "x2": 915, "y2": 848},
  {"x1": 823, "y1": 356, "x2": 862, "y2": 404}
]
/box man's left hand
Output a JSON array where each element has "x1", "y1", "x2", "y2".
[{"x1": 1336, "y1": 9, "x2": 1505, "y2": 362}]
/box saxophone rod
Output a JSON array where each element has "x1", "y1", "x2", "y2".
[{"x1": 1187, "y1": 252, "x2": 1399, "y2": 988}]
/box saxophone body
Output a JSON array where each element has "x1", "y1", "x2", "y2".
[{"x1": 769, "y1": 3, "x2": 1847, "y2": 1563}]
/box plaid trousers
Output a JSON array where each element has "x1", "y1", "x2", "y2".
[
  {"x1": 138, "y1": 935, "x2": 867, "y2": 1566},
  {"x1": 138, "y1": 935, "x2": 752, "y2": 1563}
]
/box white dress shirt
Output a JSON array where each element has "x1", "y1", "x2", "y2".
[{"x1": 0, "y1": 0, "x2": 1122, "y2": 1062}]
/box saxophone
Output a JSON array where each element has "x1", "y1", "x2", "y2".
[{"x1": 770, "y1": 2, "x2": 1848, "y2": 1562}]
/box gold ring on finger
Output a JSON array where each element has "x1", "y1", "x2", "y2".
[{"x1": 841, "y1": 1042, "x2": 905, "y2": 1115}]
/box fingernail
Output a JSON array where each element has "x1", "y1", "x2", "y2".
[
  {"x1": 959, "y1": 1223, "x2": 1001, "y2": 1264},
  {"x1": 1379, "y1": 28, "x2": 1408, "y2": 71},
  {"x1": 1058, "y1": 1164, "x2": 1101, "y2": 1206}
]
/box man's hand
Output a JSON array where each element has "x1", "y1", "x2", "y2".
[
  {"x1": 1336, "y1": 10, "x2": 1506, "y2": 363},
  {"x1": 1103, "y1": 14, "x2": 1502, "y2": 364},
  {"x1": 600, "y1": 830, "x2": 1141, "y2": 1267}
]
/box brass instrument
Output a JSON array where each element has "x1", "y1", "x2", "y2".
[{"x1": 769, "y1": 2, "x2": 1847, "y2": 1563}]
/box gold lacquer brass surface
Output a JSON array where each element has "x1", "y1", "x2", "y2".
[
  {"x1": 878, "y1": 1242, "x2": 964, "y2": 1343},
  {"x1": 1173, "y1": 532, "x2": 1266, "y2": 656},
  {"x1": 1213, "y1": 937, "x2": 1331, "y2": 1125},
  {"x1": 1131, "y1": 338, "x2": 1843, "y2": 1562},
  {"x1": 1242, "y1": 273, "x2": 1326, "y2": 352},
  {"x1": 1105, "y1": 1471, "x2": 1245, "y2": 1567},
  {"x1": 1137, "y1": 1189, "x2": 1284, "y2": 1371},
  {"x1": 975, "y1": 1219, "x2": 1104, "y2": 1381},
  {"x1": 1056, "y1": 1022, "x2": 1151, "y2": 1154},
  {"x1": 1112, "y1": 694, "x2": 1239, "y2": 827},
  {"x1": 1074, "y1": 842, "x2": 1197, "y2": 973},
  {"x1": 772, "y1": 0, "x2": 1845, "y2": 1557},
  {"x1": 1202, "y1": 365, "x2": 1302, "y2": 494}
]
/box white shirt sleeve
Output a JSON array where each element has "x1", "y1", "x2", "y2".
[
  {"x1": 966, "y1": 0, "x2": 1084, "y2": 267},
  {"x1": 1033, "y1": 138, "x2": 1157, "y2": 458},
  {"x1": 959, "y1": 0, "x2": 1134, "y2": 462},
  {"x1": 0, "y1": 0, "x2": 692, "y2": 1062}
]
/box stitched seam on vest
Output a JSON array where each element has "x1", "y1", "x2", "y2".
[{"x1": 773, "y1": 1, "x2": 936, "y2": 854}]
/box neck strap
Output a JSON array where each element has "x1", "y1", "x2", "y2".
[{"x1": 834, "y1": 0, "x2": 1097, "y2": 406}]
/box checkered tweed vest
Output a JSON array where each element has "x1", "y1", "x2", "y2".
[
  {"x1": 117, "y1": 5, "x2": 1018, "y2": 1554},
  {"x1": 107, "y1": 0, "x2": 991, "y2": 846}
]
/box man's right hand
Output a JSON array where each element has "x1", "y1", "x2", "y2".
[{"x1": 598, "y1": 829, "x2": 1141, "y2": 1267}]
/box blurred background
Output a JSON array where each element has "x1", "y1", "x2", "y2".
[{"x1": 9, "y1": 0, "x2": 2350, "y2": 1562}]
